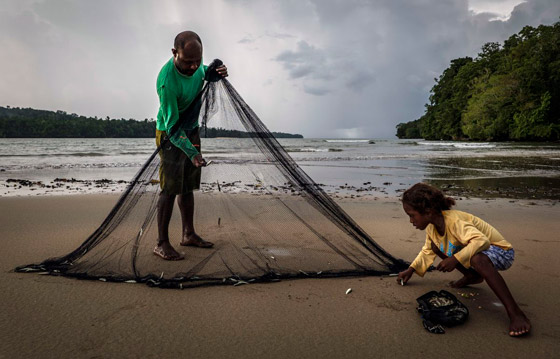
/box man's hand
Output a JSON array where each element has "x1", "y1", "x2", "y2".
[
  {"x1": 192, "y1": 154, "x2": 207, "y2": 168},
  {"x1": 216, "y1": 65, "x2": 228, "y2": 77},
  {"x1": 397, "y1": 267, "x2": 415, "y2": 285},
  {"x1": 437, "y1": 256, "x2": 459, "y2": 272}
]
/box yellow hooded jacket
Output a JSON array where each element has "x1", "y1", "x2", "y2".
[{"x1": 410, "y1": 210, "x2": 512, "y2": 276}]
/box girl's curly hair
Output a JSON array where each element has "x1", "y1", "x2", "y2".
[{"x1": 402, "y1": 183, "x2": 456, "y2": 214}]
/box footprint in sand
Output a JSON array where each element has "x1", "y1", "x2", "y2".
[
  {"x1": 524, "y1": 238, "x2": 559, "y2": 243},
  {"x1": 375, "y1": 299, "x2": 410, "y2": 311}
]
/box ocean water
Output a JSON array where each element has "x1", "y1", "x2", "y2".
[{"x1": 1, "y1": 138, "x2": 559, "y2": 199}]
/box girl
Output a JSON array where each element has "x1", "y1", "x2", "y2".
[{"x1": 398, "y1": 183, "x2": 531, "y2": 337}]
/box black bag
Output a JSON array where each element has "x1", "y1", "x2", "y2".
[{"x1": 416, "y1": 290, "x2": 469, "y2": 334}]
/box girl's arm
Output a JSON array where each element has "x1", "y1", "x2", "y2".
[
  {"x1": 409, "y1": 234, "x2": 437, "y2": 277},
  {"x1": 452, "y1": 222, "x2": 491, "y2": 268}
]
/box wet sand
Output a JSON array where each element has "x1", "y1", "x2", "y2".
[{"x1": 1, "y1": 194, "x2": 559, "y2": 358}]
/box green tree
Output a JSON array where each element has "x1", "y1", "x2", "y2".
[
  {"x1": 462, "y1": 74, "x2": 518, "y2": 140},
  {"x1": 397, "y1": 21, "x2": 560, "y2": 141}
]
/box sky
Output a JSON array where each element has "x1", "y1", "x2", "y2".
[{"x1": 0, "y1": 0, "x2": 558, "y2": 138}]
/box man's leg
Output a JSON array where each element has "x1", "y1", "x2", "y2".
[
  {"x1": 470, "y1": 253, "x2": 531, "y2": 336},
  {"x1": 154, "y1": 192, "x2": 184, "y2": 260},
  {"x1": 178, "y1": 192, "x2": 213, "y2": 248},
  {"x1": 430, "y1": 242, "x2": 482, "y2": 288}
]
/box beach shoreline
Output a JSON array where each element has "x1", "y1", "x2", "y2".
[
  {"x1": 2, "y1": 138, "x2": 560, "y2": 201},
  {"x1": 1, "y1": 193, "x2": 559, "y2": 358},
  {"x1": 3, "y1": 176, "x2": 560, "y2": 201}
]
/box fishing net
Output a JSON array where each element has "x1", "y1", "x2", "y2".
[{"x1": 16, "y1": 60, "x2": 408, "y2": 288}]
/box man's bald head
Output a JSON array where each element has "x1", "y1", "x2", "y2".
[{"x1": 174, "y1": 31, "x2": 202, "y2": 51}]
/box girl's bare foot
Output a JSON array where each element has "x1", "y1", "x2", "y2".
[
  {"x1": 509, "y1": 312, "x2": 531, "y2": 337},
  {"x1": 449, "y1": 274, "x2": 484, "y2": 288}
]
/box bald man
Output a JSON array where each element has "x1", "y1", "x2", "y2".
[{"x1": 154, "y1": 31, "x2": 227, "y2": 260}]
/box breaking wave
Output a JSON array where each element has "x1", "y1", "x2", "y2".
[{"x1": 417, "y1": 141, "x2": 496, "y2": 149}]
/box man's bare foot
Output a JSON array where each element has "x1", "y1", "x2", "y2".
[
  {"x1": 180, "y1": 232, "x2": 214, "y2": 248},
  {"x1": 509, "y1": 313, "x2": 531, "y2": 337},
  {"x1": 153, "y1": 241, "x2": 184, "y2": 260},
  {"x1": 449, "y1": 274, "x2": 484, "y2": 288}
]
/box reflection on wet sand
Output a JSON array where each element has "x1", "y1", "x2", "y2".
[{"x1": 425, "y1": 156, "x2": 560, "y2": 200}]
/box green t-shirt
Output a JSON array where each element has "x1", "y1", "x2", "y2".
[{"x1": 156, "y1": 57, "x2": 208, "y2": 159}]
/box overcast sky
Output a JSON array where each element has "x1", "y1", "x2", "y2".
[{"x1": 1, "y1": 0, "x2": 558, "y2": 138}]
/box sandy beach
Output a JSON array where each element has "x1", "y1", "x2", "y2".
[{"x1": 1, "y1": 194, "x2": 559, "y2": 358}]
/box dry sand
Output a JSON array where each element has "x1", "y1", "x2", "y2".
[{"x1": 1, "y1": 194, "x2": 559, "y2": 358}]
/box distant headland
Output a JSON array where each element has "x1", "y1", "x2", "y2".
[
  {"x1": 396, "y1": 22, "x2": 559, "y2": 142},
  {"x1": 0, "y1": 106, "x2": 303, "y2": 139}
]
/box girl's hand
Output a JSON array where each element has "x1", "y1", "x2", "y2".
[
  {"x1": 397, "y1": 267, "x2": 414, "y2": 285},
  {"x1": 437, "y1": 256, "x2": 459, "y2": 272}
]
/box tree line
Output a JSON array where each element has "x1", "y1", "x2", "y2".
[
  {"x1": 396, "y1": 21, "x2": 560, "y2": 141},
  {"x1": 0, "y1": 106, "x2": 302, "y2": 138}
]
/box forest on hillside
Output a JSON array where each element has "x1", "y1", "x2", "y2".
[
  {"x1": 396, "y1": 21, "x2": 560, "y2": 141},
  {"x1": 0, "y1": 106, "x2": 302, "y2": 138}
]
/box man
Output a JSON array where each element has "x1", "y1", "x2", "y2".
[{"x1": 153, "y1": 30, "x2": 227, "y2": 260}]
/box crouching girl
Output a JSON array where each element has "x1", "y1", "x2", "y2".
[{"x1": 398, "y1": 183, "x2": 530, "y2": 337}]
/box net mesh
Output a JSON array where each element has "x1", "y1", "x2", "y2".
[{"x1": 16, "y1": 60, "x2": 408, "y2": 288}]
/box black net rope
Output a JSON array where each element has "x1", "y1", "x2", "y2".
[{"x1": 16, "y1": 60, "x2": 408, "y2": 288}]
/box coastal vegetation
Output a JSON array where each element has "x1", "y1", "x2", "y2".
[
  {"x1": 0, "y1": 106, "x2": 302, "y2": 138},
  {"x1": 396, "y1": 22, "x2": 560, "y2": 141}
]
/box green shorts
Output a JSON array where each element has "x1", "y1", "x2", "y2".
[{"x1": 156, "y1": 128, "x2": 201, "y2": 195}]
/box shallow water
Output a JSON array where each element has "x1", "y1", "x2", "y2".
[{"x1": 1, "y1": 138, "x2": 559, "y2": 199}]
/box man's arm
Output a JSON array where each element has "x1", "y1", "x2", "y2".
[{"x1": 158, "y1": 85, "x2": 200, "y2": 160}]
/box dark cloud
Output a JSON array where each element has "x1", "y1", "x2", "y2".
[
  {"x1": 238, "y1": 37, "x2": 255, "y2": 44},
  {"x1": 266, "y1": 0, "x2": 559, "y2": 137},
  {"x1": 303, "y1": 85, "x2": 331, "y2": 96},
  {"x1": 275, "y1": 41, "x2": 326, "y2": 78},
  {"x1": 345, "y1": 71, "x2": 376, "y2": 92},
  {"x1": 265, "y1": 31, "x2": 295, "y2": 40},
  {"x1": 508, "y1": 0, "x2": 560, "y2": 29},
  {"x1": 274, "y1": 40, "x2": 338, "y2": 95}
]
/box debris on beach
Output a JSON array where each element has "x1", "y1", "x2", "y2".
[
  {"x1": 346, "y1": 288, "x2": 352, "y2": 295},
  {"x1": 6, "y1": 178, "x2": 44, "y2": 187},
  {"x1": 458, "y1": 292, "x2": 479, "y2": 299},
  {"x1": 2, "y1": 177, "x2": 131, "y2": 196}
]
